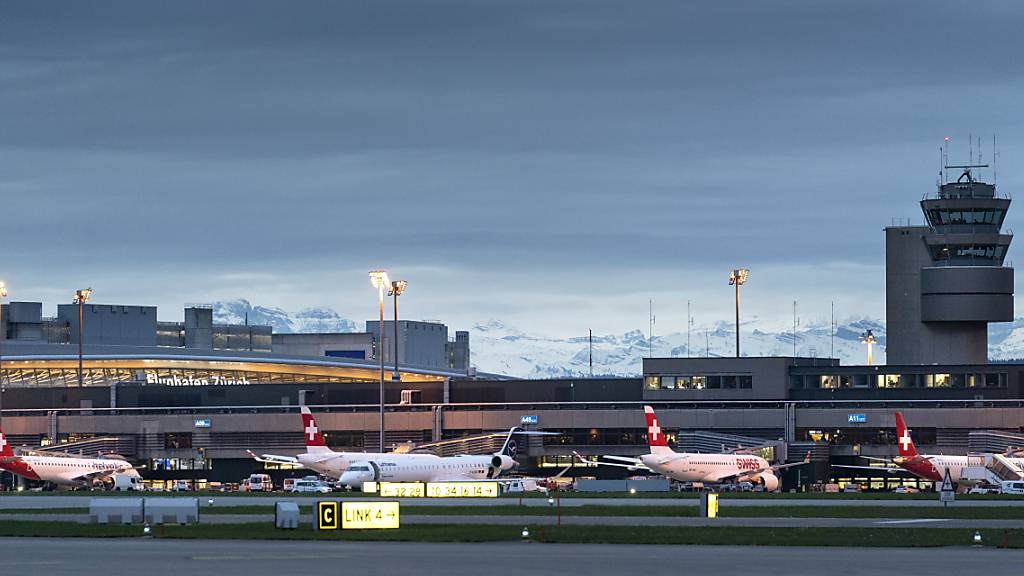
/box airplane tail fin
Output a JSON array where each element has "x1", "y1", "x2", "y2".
[
  {"x1": 498, "y1": 427, "x2": 523, "y2": 458},
  {"x1": 300, "y1": 406, "x2": 330, "y2": 453},
  {"x1": 895, "y1": 412, "x2": 918, "y2": 459},
  {"x1": 0, "y1": 429, "x2": 14, "y2": 458},
  {"x1": 643, "y1": 405, "x2": 673, "y2": 455}
]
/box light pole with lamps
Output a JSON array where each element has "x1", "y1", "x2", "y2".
[
  {"x1": 728, "y1": 269, "x2": 748, "y2": 358},
  {"x1": 860, "y1": 329, "x2": 877, "y2": 366},
  {"x1": 0, "y1": 281, "x2": 7, "y2": 423},
  {"x1": 74, "y1": 287, "x2": 92, "y2": 387},
  {"x1": 388, "y1": 280, "x2": 407, "y2": 382},
  {"x1": 369, "y1": 271, "x2": 390, "y2": 453}
]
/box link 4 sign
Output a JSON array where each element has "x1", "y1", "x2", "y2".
[{"x1": 342, "y1": 501, "x2": 400, "y2": 529}]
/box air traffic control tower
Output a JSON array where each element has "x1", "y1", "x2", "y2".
[{"x1": 886, "y1": 163, "x2": 1014, "y2": 364}]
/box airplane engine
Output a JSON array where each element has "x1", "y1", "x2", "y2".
[
  {"x1": 759, "y1": 472, "x2": 780, "y2": 492},
  {"x1": 487, "y1": 455, "x2": 516, "y2": 478}
]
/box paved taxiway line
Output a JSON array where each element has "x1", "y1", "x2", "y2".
[{"x1": 0, "y1": 538, "x2": 1021, "y2": 576}]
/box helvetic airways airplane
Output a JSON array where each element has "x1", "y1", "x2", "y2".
[
  {"x1": 841, "y1": 412, "x2": 1024, "y2": 483},
  {"x1": 577, "y1": 405, "x2": 808, "y2": 491},
  {"x1": 250, "y1": 406, "x2": 535, "y2": 486},
  {"x1": 0, "y1": 429, "x2": 141, "y2": 487}
]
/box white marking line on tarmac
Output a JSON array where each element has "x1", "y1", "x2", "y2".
[
  {"x1": 191, "y1": 554, "x2": 351, "y2": 561},
  {"x1": 874, "y1": 519, "x2": 952, "y2": 525}
]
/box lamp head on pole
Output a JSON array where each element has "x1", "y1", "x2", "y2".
[
  {"x1": 369, "y1": 271, "x2": 390, "y2": 291},
  {"x1": 388, "y1": 280, "x2": 408, "y2": 297},
  {"x1": 73, "y1": 287, "x2": 93, "y2": 304},
  {"x1": 728, "y1": 269, "x2": 749, "y2": 286},
  {"x1": 859, "y1": 329, "x2": 876, "y2": 346},
  {"x1": 0, "y1": 281, "x2": 7, "y2": 299}
]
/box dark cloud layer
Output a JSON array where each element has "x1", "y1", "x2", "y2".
[{"x1": 2, "y1": 1, "x2": 1023, "y2": 330}]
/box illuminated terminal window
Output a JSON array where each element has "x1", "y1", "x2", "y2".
[{"x1": 646, "y1": 374, "x2": 747, "y2": 391}]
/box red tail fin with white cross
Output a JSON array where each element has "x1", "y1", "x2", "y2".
[
  {"x1": 0, "y1": 429, "x2": 15, "y2": 458},
  {"x1": 300, "y1": 406, "x2": 330, "y2": 453},
  {"x1": 643, "y1": 405, "x2": 673, "y2": 455},
  {"x1": 895, "y1": 412, "x2": 918, "y2": 459}
]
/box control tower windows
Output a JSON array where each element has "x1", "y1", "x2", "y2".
[
  {"x1": 930, "y1": 244, "x2": 1006, "y2": 263},
  {"x1": 926, "y1": 208, "x2": 1005, "y2": 227}
]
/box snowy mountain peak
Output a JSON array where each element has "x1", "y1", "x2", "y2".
[{"x1": 209, "y1": 299, "x2": 1024, "y2": 378}]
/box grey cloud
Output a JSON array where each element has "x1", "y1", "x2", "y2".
[{"x1": 2, "y1": 1, "x2": 1023, "y2": 332}]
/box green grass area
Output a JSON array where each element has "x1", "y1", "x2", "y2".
[
  {"x1": 3, "y1": 503, "x2": 1022, "y2": 520},
  {"x1": 0, "y1": 520, "x2": 1020, "y2": 548}
]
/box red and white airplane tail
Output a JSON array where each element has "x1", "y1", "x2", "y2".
[
  {"x1": 300, "y1": 406, "x2": 330, "y2": 453},
  {"x1": 0, "y1": 429, "x2": 14, "y2": 458},
  {"x1": 643, "y1": 405, "x2": 674, "y2": 455},
  {"x1": 895, "y1": 412, "x2": 919, "y2": 459}
]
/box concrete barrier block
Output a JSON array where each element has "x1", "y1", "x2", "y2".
[
  {"x1": 275, "y1": 502, "x2": 300, "y2": 529},
  {"x1": 89, "y1": 497, "x2": 144, "y2": 524},
  {"x1": 144, "y1": 497, "x2": 200, "y2": 525}
]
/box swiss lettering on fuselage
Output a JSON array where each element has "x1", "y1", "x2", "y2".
[{"x1": 735, "y1": 457, "x2": 760, "y2": 471}]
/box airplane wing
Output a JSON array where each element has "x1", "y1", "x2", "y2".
[
  {"x1": 831, "y1": 464, "x2": 907, "y2": 474},
  {"x1": 603, "y1": 453, "x2": 688, "y2": 466},
  {"x1": 573, "y1": 451, "x2": 652, "y2": 472},
  {"x1": 246, "y1": 450, "x2": 302, "y2": 466},
  {"x1": 68, "y1": 465, "x2": 135, "y2": 483},
  {"x1": 708, "y1": 453, "x2": 812, "y2": 484},
  {"x1": 603, "y1": 455, "x2": 645, "y2": 464}
]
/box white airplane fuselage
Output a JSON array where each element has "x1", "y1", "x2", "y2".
[
  {"x1": 642, "y1": 452, "x2": 771, "y2": 484},
  {"x1": 338, "y1": 453, "x2": 509, "y2": 486},
  {"x1": 0, "y1": 454, "x2": 139, "y2": 487}
]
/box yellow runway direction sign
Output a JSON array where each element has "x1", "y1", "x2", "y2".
[
  {"x1": 425, "y1": 481, "x2": 499, "y2": 498},
  {"x1": 341, "y1": 501, "x2": 401, "y2": 529},
  {"x1": 379, "y1": 482, "x2": 425, "y2": 498},
  {"x1": 317, "y1": 501, "x2": 339, "y2": 530}
]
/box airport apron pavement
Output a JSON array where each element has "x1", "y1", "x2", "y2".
[{"x1": 0, "y1": 538, "x2": 1021, "y2": 576}]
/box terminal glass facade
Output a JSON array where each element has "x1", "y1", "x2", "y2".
[
  {"x1": 791, "y1": 370, "x2": 1007, "y2": 390},
  {"x1": 646, "y1": 374, "x2": 752, "y2": 391}
]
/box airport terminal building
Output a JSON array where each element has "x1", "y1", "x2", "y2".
[{"x1": 1, "y1": 166, "x2": 1022, "y2": 491}]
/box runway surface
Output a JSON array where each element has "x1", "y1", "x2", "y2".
[
  {"x1": 0, "y1": 538, "x2": 1020, "y2": 576},
  {"x1": 3, "y1": 494, "x2": 1023, "y2": 509}
]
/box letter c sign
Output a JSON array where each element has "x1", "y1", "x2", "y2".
[{"x1": 318, "y1": 501, "x2": 338, "y2": 530}]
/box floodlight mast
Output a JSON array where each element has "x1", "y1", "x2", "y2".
[
  {"x1": 73, "y1": 287, "x2": 93, "y2": 387},
  {"x1": 728, "y1": 270, "x2": 748, "y2": 358},
  {"x1": 369, "y1": 271, "x2": 390, "y2": 452},
  {"x1": 388, "y1": 280, "x2": 407, "y2": 382}
]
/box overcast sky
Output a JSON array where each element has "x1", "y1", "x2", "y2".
[{"x1": 2, "y1": 1, "x2": 1023, "y2": 336}]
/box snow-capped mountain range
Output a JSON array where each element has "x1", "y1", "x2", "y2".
[
  {"x1": 212, "y1": 299, "x2": 357, "y2": 333},
  {"x1": 210, "y1": 299, "x2": 1024, "y2": 378}
]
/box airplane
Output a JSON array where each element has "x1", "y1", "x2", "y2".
[
  {"x1": 575, "y1": 405, "x2": 809, "y2": 491},
  {"x1": 249, "y1": 406, "x2": 540, "y2": 487},
  {"x1": 0, "y1": 429, "x2": 141, "y2": 488},
  {"x1": 834, "y1": 412, "x2": 1024, "y2": 484}
]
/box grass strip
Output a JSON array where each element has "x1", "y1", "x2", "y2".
[{"x1": 0, "y1": 520, "x2": 1021, "y2": 548}]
